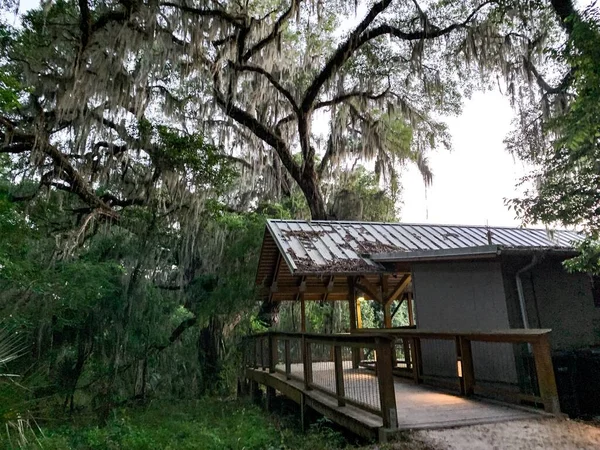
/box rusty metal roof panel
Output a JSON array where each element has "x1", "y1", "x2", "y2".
[{"x1": 265, "y1": 220, "x2": 583, "y2": 275}]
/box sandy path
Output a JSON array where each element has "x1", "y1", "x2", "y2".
[{"x1": 403, "y1": 418, "x2": 600, "y2": 450}]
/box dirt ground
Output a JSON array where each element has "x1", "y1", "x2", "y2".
[{"x1": 383, "y1": 418, "x2": 600, "y2": 450}]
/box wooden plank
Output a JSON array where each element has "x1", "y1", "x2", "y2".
[
  {"x1": 532, "y1": 335, "x2": 561, "y2": 414},
  {"x1": 300, "y1": 293, "x2": 306, "y2": 332},
  {"x1": 376, "y1": 337, "x2": 398, "y2": 428},
  {"x1": 458, "y1": 337, "x2": 475, "y2": 396},
  {"x1": 383, "y1": 302, "x2": 392, "y2": 328},
  {"x1": 303, "y1": 336, "x2": 313, "y2": 390},
  {"x1": 385, "y1": 274, "x2": 411, "y2": 304},
  {"x1": 285, "y1": 339, "x2": 291, "y2": 379},
  {"x1": 269, "y1": 334, "x2": 277, "y2": 373},
  {"x1": 268, "y1": 253, "x2": 283, "y2": 301},
  {"x1": 334, "y1": 345, "x2": 345, "y2": 407},
  {"x1": 356, "y1": 276, "x2": 383, "y2": 303}
]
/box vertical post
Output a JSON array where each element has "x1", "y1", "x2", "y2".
[
  {"x1": 266, "y1": 386, "x2": 276, "y2": 411},
  {"x1": 334, "y1": 345, "x2": 346, "y2": 406},
  {"x1": 300, "y1": 293, "x2": 306, "y2": 332},
  {"x1": 347, "y1": 277, "x2": 361, "y2": 368},
  {"x1": 409, "y1": 337, "x2": 422, "y2": 384},
  {"x1": 284, "y1": 339, "x2": 291, "y2": 379},
  {"x1": 260, "y1": 337, "x2": 265, "y2": 370},
  {"x1": 457, "y1": 337, "x2": 475, "y2": 396},
  {"x1": 376, "y1": 337, "x2": 398, "y2": 429},
  {"x1": 250, "y1": 380, "x2": 261, "y2": 405},
  {"x1": 407, "y1": 293, "x2": 414, "y2": 326},
  {"x1": 269, "y1": 333, "x2": 277, "y2": 373},
  {"x1": 253, "y1": 338, "x2": 258, "y2": 368},
  {"x1": 383, "y1": 301, "x2": 392, "y2": 328},
  {"x1": 303, "y1": 336, "x2": 313, "y2": 390},
  {"x1": 532, "y1": 335, "x2": 561, "y2": 414},
  {"x1": 402, "y1": 339, "x2": 411, "y2": 369}
]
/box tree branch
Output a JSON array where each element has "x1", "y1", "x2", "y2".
[
  {"x1": 300, "y1": 0, "x2": 393, "y2": 113},
  {"x1": 214, "y1": 91, "x2": 302, "y2": 181},
  {"x1": 160, "y1": 1, "x2": 244, "y2": 27},
  {"x1": 242, "y1": 0, "x2": 300, "y2": 61},
  {"x1": 230, "y1": 63, "x2": 299, "y2": 112}
]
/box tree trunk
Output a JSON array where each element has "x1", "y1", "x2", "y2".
[{"x1": 298, "y1": 171, "x2": 328, "y2": 220}]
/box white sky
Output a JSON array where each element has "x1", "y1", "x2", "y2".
[{"x1": 400, "y1": 90, "x2": 527, "y2": 226}]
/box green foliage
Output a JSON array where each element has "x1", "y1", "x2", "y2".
[
  {"x1": 2, "y1": 399, "x2": 355, "y2": 450},
  {"x1": 329, "y1": 166, "x2": 399, "y2": 222},
  {"x1": 154, "y1": 126, "x2": 238, "y2": 192},
  {"x1": 509, "y1": 5, "x2": 600, "y2": 273}
]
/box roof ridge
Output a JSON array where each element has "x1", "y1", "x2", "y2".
[{"x1": 265, "y1": 218, "x2": 580, "y2": 234}]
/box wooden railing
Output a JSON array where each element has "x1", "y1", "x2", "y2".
[
  {"x1": 244, "y1": 328, "x2": 561, "y2": 428},
  {"x1": 243, "y1": 331, "x2": 399, "y2": 428},
  {"x1": 353, "y1": 328, "x2": 561, "y2": 415}
]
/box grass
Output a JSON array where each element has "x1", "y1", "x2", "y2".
[{"x1": 0, "y1": 397, "x2": 365, "y2": 450}]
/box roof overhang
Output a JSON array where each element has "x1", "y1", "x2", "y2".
[{"x1": 371, "y1": 245, "x2": 579, "y2": 264}]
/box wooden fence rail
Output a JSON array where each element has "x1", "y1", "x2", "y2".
[
  {"x1": 243, "y1": 328, "x2": 561, "y2": 429},
  {"x1": 353, "y1": 328, "x2": 561, "y2": 415},
  {"x1": 244, "y1": 332, "x2": 399, "y2": 428}
]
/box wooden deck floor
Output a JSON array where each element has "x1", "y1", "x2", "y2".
[{"x1": 247, "y1": 364, "x2": 543, "y2": 438}]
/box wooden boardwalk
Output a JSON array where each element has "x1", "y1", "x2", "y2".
[{"x1": 246, "y1": 364, "x2": 543, "y2": 440}]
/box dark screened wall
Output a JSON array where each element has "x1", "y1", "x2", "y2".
[
  {"x1": 501, "y1": 256, "x2": 600, "y2": 351},
  {"x1": 412, "y1": 260, "x2": 518, "y2": 384}
]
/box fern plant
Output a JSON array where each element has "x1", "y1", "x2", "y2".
[{"x1": 0, "y1": 324, "x2": 42, "y2": 449}]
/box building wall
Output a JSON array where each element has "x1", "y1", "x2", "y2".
[
  {"x1": 502, "y1": 256, "x2": 600, "y2": 351},
  {"x1": 412, "y1": 260, "x2": 518, "y2": 384}
]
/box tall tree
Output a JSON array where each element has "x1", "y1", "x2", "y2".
[{"x1": 1, "y1": 0, "x2": 578, "y2": 220}]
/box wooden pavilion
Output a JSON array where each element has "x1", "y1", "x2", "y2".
[
  {"x1": 243, "y1": 219, "x2": 565, "y2": 441},
  {"x1": 256, "y1": 220, "x2": 415, "y2": 332}
]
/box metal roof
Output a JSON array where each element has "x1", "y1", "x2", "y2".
[{"x1": 266, "y1": 219, "x2": 582, "y2": 275}]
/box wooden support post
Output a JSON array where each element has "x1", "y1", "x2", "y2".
[
  {"x1": 409, "y1": 337, "x2": 422, "y2": 384},
  {"x1": 402, "y1": 338, "x2": 411, "y2": 369},
  {"x1": 532, "y1": 335, "x2": 561, "y2": 414},
  {"x1": 303, "y1": 336, "x2": 313, "y2": 390},
  {"x1": 458, "y1": 337, "x2": 475, "y2": 396},
  {"x1": 266, "y1": 386, "x2": 276, "y2": 411},
  {"x1": 334, "y1": 345, "x2": 346, "y2": 406},
  {"x1": 250, "y1": 380, "x2": 261, "y2": 405},
  {"x1": 300, "y1": 293, "x2": 306, "y2": 332},
  {"x1": 253, "y1": 339, "x2": 258, "y2": 369},
  {"x1": 300, "y1": 393, "x2": 307, "y2": 432},
  {"x1": 269, "y1": 334, "x2": 277, "y2": 373},
  {"x1": 375, "y1": 338, "x2": 398, "y2": 429},
  {"x1": 347, "y1": 277, "x2": 361, "y2": 368},
  {"x1": 383, "y1": 301, "x2": 392, "y2": 328},
  {"x1": 284, "y1": 339, "x2": 291, "y2": 379},
  {"x1": 260, "y1": 337, "x2": 265, "y2": 370},
  {"x1": 407, "y1": 293, "x2": 414, "y2": 326}
]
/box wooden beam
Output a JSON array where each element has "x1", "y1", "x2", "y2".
[
  {"x1": 348, "y1": 277, "x2": 357, "y2": 332},
  {"x1": 322, "y1": 276, "x2": 335, "y2": 302},
  {"x1": 383, "y1": 302, "x2": 392, "y2": 328},
  {"x1": 407, "y1": 292, "x2": 414, "y2": 326},
  {"x1": 347, "y1": 276, "x2": 361, "y2": 368},
  {"x1": 268, "y1": 253, "x2": 283, "y2": 302},
  {"x1": 356, "y1": 276, "x2": 382, "y2": 303},
  {"x1": 385, "y1": 274, "x2": 411, "y2": 304},
  {"x1": 300, "y1": 293, "x2": 306, "y2": 332}
]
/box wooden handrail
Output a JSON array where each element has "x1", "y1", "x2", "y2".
[
  {"x1": 353, "y1": 328, "x2": 560, "y2": 415},
  {"x1": 243, "y1": 328, "x2": 561, "y2": 422},
  {"x1": 244, "y1": 331, "x2": 398, "y2": 426},
  {"x1": 353, "y1": 328, "x2": 553, "y2": 343}
]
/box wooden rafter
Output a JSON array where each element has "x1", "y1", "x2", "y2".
[
  {"x1": 268, "y1": 253, "x2": 283, "y2": 302},
  {"x1": 384, "y1": 274, "x2": 411, "y2": 305},
  {"x1": 356, "y1": 276, "x2": 382, "y2": 303},
  {"x1": 322, "y1": 276, "x2": 335, "y2": 302}
]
